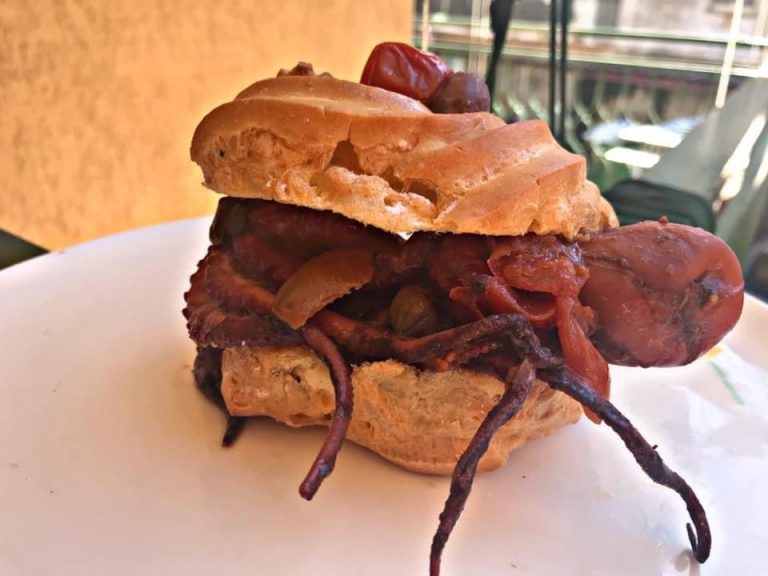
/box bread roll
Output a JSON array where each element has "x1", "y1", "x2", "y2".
[
  {"x1": 190, "y1": 73, "x2": 609, "y2": 475},
  {"x1": 191, "y1": 75, "x2": 617, "y2": 240},
  {"x1": 221, "y1": 345, "x2": 582, "y2": 475}
]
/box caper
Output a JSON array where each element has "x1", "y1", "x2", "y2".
[{"x1": 389, "y1": 285, "x2": 438, "y2": 337}]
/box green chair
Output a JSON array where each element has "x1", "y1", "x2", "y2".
[{"x1": 603, "y1": 179, "x2": 716, "y2": 231}]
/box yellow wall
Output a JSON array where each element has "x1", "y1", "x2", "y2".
[{"x1": 0, "y1": 1, "x2": 412, "y2": 249}]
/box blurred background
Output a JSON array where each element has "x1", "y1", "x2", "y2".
[
  {"x1": 1, "y1": 0, "x2": 766, "y2": 296},
  {"x1": 416, "y1": 0, "x2": 768, "y2": 297},
  {"x1": 0, "y1": 0, "x2": 411, "y2": 250}
]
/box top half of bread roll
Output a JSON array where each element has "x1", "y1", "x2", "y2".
[{"x1": 190, "y1": 74, "x2": 617, "y2": 240}]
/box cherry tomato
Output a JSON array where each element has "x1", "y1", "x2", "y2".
[{"x1": 360, "y1": 42, "x2": 453, "y2": 104}]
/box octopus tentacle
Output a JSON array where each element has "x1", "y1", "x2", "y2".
[
  {"x1": 430, "y1": 360, "x2": 535, "y2": 576},
  {"x1": 540, "y1": 366, "x2": 711, "y2": 563},
  {"x1": 298, "y1": 324, "x2": 355, "y2": 500},
  {"x1": 186, "y1": 201, "x2": 716, "y2": 567}
]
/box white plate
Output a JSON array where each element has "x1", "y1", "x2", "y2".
[{"x1": 1, "y1": 219, "x2": 767, "y2": 576}]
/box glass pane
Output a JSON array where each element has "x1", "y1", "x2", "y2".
[{"x1": 413, "y1": 0, "x2": 768, "y2": 291}]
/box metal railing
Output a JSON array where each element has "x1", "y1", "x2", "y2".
[
  {"x1": 413, "y1": 15, "x2": 768, "y2": 190},
  {"x1": 414, "y1": 16, "x2": 768, "y2": 78}
]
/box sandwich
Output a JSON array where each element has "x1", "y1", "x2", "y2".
[{"x1": 183, "y1": 44, "x2": 744, "y2": 574}]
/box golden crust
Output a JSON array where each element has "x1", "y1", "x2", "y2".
[
  {"x1": 221, "y1": 345, "x2": 583, "y2": 475},
  {"x1": 191, "y1": 75, "x2": 617, "y2": 239}
]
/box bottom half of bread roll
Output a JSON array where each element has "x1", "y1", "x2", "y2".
[{"x1": 220, "y1": 345, "x2": 583, "y2": 475}]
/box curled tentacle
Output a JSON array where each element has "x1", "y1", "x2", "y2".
[
  {"x1": 188, "y1": 201, "x2": 716, "y2": 567},
  {"x1": 185, "y1": 250, "x2": 301, "y2": 348},
  {"x1": 189, "y1": 249, "x2": 546, "y2": 370},
  {"x1": 192, "y1": 347, "x2": 248, "y2": 447},
  {"x1": 540, "y1": 366, "x2": 711, "y2": 563},
  {"x1": 298, "y1": 324, "x2": 355, "y2": 500},
  {"x1": 314, "y1": 311, "x2": 547, "y2": 369},
  {"x1": 222, "y1": 417, "x2": 247, "y2": 447},
  {"x1": 430, "y1": 360, "x2": 535, "y2": 576}
]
